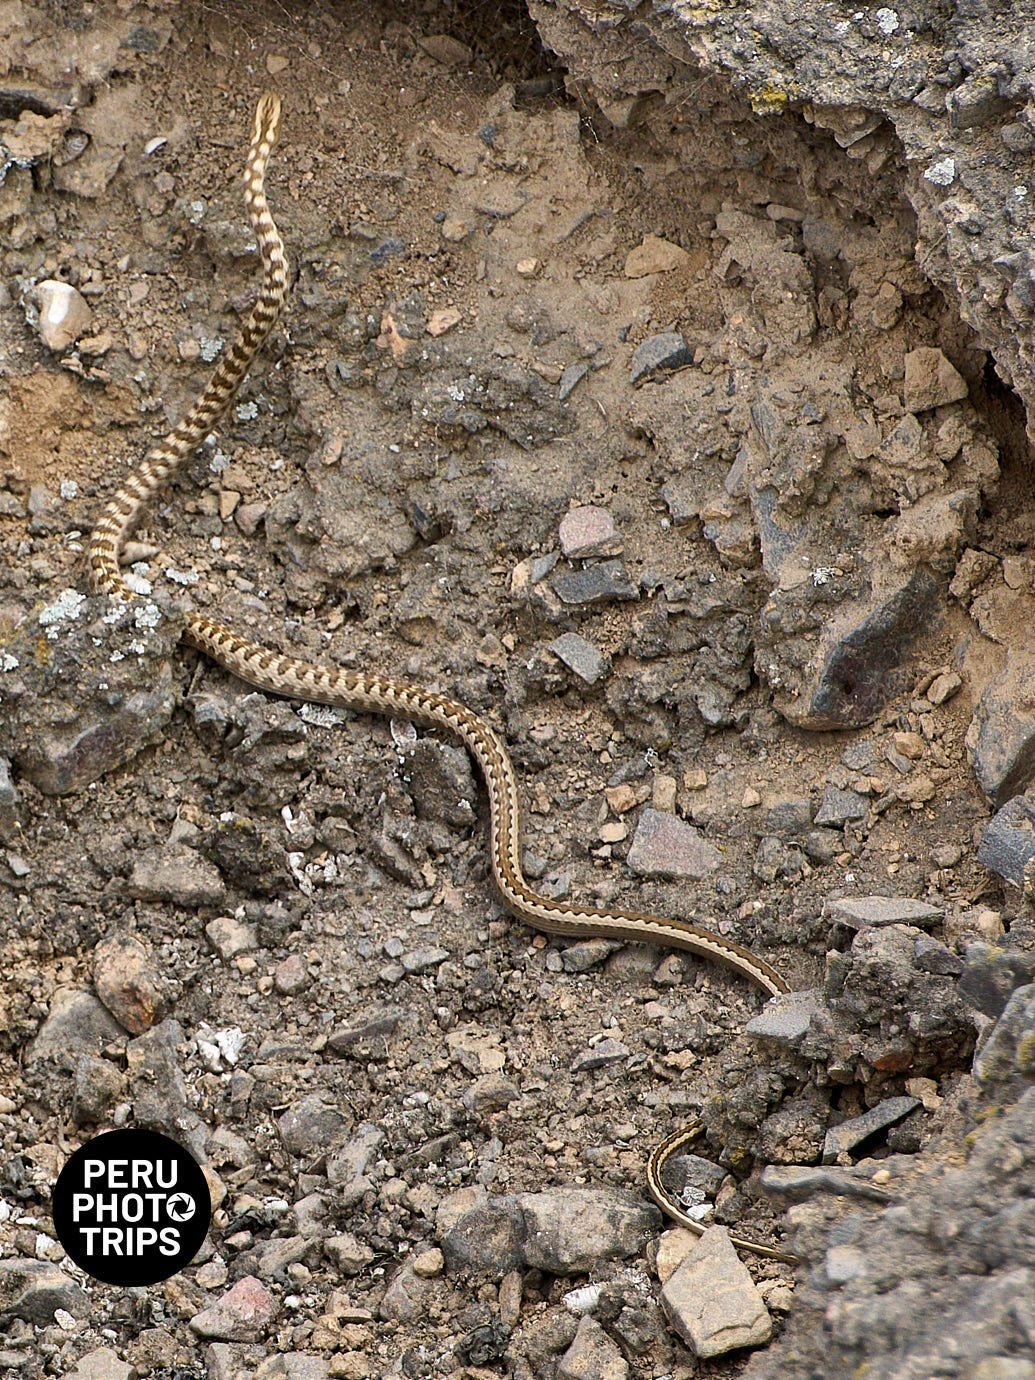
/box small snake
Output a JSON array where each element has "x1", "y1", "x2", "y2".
[{"x1": 88, "y1": 93, "x2": 797, "y2": 1265}]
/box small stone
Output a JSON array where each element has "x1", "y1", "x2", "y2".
[
  {"x1": 235, "y1": 502, "x2": 267, "y2": 535},
  {"x1": 627, "y1": 808, "x2": 721, "y2": 879},
  {"x1": 660, "y1": 1228, "x2": 772, "y2": 1357},
  {"x1": 624, "y1": 234, "x2": 690, "y2": 278},
  {"x1": 427, "y1": 307, "x2": 461, "y2": 336},
  {"x1": 0, "y1": 1259, "x2": 89, "y2": 1322},
  {"x1": 325, "y1": 1233, "x2": 375, "y2": 1276},
  {"x1": 72, "y1": 1054, "x2": 125, "y2": 1126},
  {"x1": 462, "y1": 1073, "x2": 520, "y2": 1114},
  {"x1": 518, "y1": 1187, "x2": 660, "y2": 1275},
  {"x1": 274, "y1": 954, "x2": 308, "y2": 995},
  {"x1": 927, "y1": 670, "x2": 962, "y2": 705},
  {"x1": 606, "y1": 783, "x2": 640, "y2": 814},
  {"x1": 558, "y1": 1314, "x2": 629, "y2": 1380},
  {"x1": 559, "y1": 505, "x2": 623, "y2": 559},
  {"x1": 417, "y1": 33, "x2": 473, "y2": 65},
  {"x1": 516, "y1": 257, "x2": 540, "y2": 277},
  {"x1": 28, "y1": 988, "x2": 125, "y2": 1068},
  {"x1": 205, "y1": 915, "x2": 258, "y2": 960},
  {"x1": 570, "y1": 1037, "x2": 629, "y2": 1071},
  {"x1": 92, "y1": 934, "x2": 161, "y2": 1034},
  {"x1": 552, "y1": 559, "x2": 637, "y2": 605},
  {"x1": 400, "y1": 946, "x2": 449, "y2": 974},
  {"x1": 892, "y1": 730, "x2": 924, "y2": 759},
  {"x1": 189, "y1": 1275, "x2": 276, "y2": 1340},
  {"x1": 66, "y1": 1348, "x2": 137, "y2": 1380},
  {"x1": 903, "y1": 346, "x2": 969, "y2": 412},
  {"x1": 822, "y1": 1096, "x2": 920, "y2": 1163},
  {"x1": 823, "y1": 895, "x2": 943, "y2": 929},
  {"x1": 977, "y1": 795, "x2": 1035, "y2": 888},
  {"x1": 560, "y1": 939, "x2": 619, "y2": 973},
  {"x1": 549, "y1": 632, "x2": 610, "y2": 686},
  {"x1": 265, "y1": 53, "x2": 290, "y2": 75},
  {"x1": 33, "y1": 280, "x2": 92, "y2": 351},
  {"x1": 410, "y1": 1247, "x2": 444, "y2": 1278},
  {"x1": 558, "y1": 362, "x2": 589, "y2": 400},
  {"x1": 130, "y1": 847, "x2": 226, "y2": 908},
  {"x1": 278, "y1": 1095, "x2": 349, "y2": 1156},
  {"x1": 630, "y1": 331, "x2": 694, "y2": 385},
  {"x1": 652, "y1": 774, "x2": 678, "y2": 811},
  {"x1": 599, "y1": 820, "x2": 628, "y2": 844},
  {"x1": 742, "y1": 787, "x2": 762, "y2": 808},
  {"x1": 973, "y1": 984, "x2": 1035, "y2": 1095},
  {"x1": 814, "y1": 787, "x2": 867, "y2": 826},
  {"x1": 746, "y1": 988, "x2": 824, "y2": 1046}
]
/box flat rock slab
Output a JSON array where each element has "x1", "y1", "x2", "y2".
[
  {"x1": 824, "y1": 895, "x2": 944, "y2": 929},
  {"x1": 660, "y1": 1227, "x2": 773, "y2": 1357},
  {"x1": 822, "y1": 1095, "x2": 920, "y2": 1163},
  {"x1": 967, "y1": 651, "x2": 1035, "y2": 806},
  {"x1": 627, "y1": 807, "x2": 722, "y2": 879},
  {"x1": 977, "y1": 793, "x2": 1035, "y2": 887}
]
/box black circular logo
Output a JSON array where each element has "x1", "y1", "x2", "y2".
[{"x1": 53, "y1": 1129, "x2": 211, "y2": 1286}]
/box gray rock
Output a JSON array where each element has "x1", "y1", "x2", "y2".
[
  {"x1": 760, "y1": 1163, "x2": 894, "y2": 1205},
  {"x1": 968, "y1": 654, "x2": 1035, "y2": 806},
  {"x1": 66, "y1": 1348, "x2": 137, "y2": 1380},
  {"x1": 552, "y1": 559, "x2": 637, "y2": 605},
  {"x1": 0, "y1": 756, "x2": 20, "y2": 842},
  {"x1": 745, "y1": 988, "x2": 824, "y2": 1047},
  {"x1": 204, "y1": 915, "x2": 258, "y2": 959},
  {"x1": 663, "y1": 1151, "x2": 727, "y2": 1201},
  {"x1": 627, "y1": 807, "x2": 721, "y2": 879},
  {"x1": 912, "y1": 933, "x2": 964, "y2": 977},
  {"x1": 660, "y1": 1227, "x2": 772, "y2": 1357},
  {"x1": 126, "y1": 1019, "x2": 204, "y2": 1153},
  {"x1": 977, "y1": 793, "x2": 1035, "y2": 885},
  {"x1": 630, "y1": 331, "x2": 695, "y2": 384},
  {"x1": 326, "y1": 1122, "x2": 384, "y2": 1201},
  {"x1": 130, "y1": 846, "x2": 226, "y2": 909},
  {"x1": 0, "y1": 593, "x2": 179, "y2": 794},
  {"x1": 518, "y1": 1187, "x2": 660, "y2": 1275},
  {"x1": 462, "y1": 1073, "x2": 521, "y2": 1115},
  {"x1": 558, "y1": 505, "x2": 623, "y2": 559},
  {"x1": 660, "y1": 476, "x2": 699, "y2": 524},
  {"x1": 378, "y1": 1260, "x2": 427, "y2": 1323},
  {"x1": 558, "y1": 1314, "x2": 629, "y2": 1380},
  {"x1": 822, "y1": 1096, "x2": 920, "y2": 1163},
  {"x1": 72, "y1": 1054, "x2": 125, "y2": 1126},
  {"x1": 253, "y1": 1355, "x2": 330, "y2": 1380},
  {"x1": 824, "y1": 895, "x2": 944, "y2": 929},
  {"x1": 28, "y1": 988, "x2": 125, "y2": 1068},
  {"x1": 439, "y1": 1191, "x2": 527, "y2": 1277},
  {"x1": 813, "y1": 786, "x2": 868, "y2": 826},
  {"x1": 399, "y1": 945, "x2": 450, "y2": 974},
  {"x1": 326, "y1": 1006, "x2": 407, "y2": 1056},
  {"x1": 558, "y1": 361, "x2": 590, "y2": 400},
  {"x1": 903, "y1": 347, "x2": 969, "y2": 412},
  {"x1": 0, "y1": 1259, "x2": 89, "y2": 1323},
  {"x1": 401, "y1": 738, "x2": 478, "y2": 831},
  {"x1": 549, "y1": 632, "x2": 611, "y2": 685},
  {"x1": 560, "y1": 938, "x2": 620, "y2": 972},
  {"x1": 278, "y1": 1095, "x2": 350, "y2": 1157},
  {"x1": 570, "y1": 1037, "x2": 630, "y2": 1071},
  {"x1": 324, "y1": 1232, "x2": 375, "y2": 1275},
  {"x1": 960, "y1": 942, "x2": 1035, "y2": 1019},
  {"x1": 973, "y1": 984, "x2": 1035, "y2": 1096}
]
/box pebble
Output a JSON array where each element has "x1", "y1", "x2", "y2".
[
  {"x1": 659, "y1": 1227, "x2": 772, "y2": 1357},
  {"x1": 822, "y1": 1095, "x2": 920, "y2": 1163},
  {"x1": 902, "y1": 346, "x2": 969, "y2": 412},
  {"x1": 326, "y1": 1006, "x2": 406, "y2": 1056},
  {"x1": 92, "y1": 933, "x2": 161, "y2": 1034},
  {"x1": 977, "y1": 795, "x2": 1035, "y2": 888},
  {"x1": 558, "y1": 1314, "x2": 629, "y2": 1379},
  {"x1": 205, "y1": 914, "x2": 258, "y2": 959},
  {"x1": 627, "y1": 807, "x2": 721, "y2": 879},
  {"x1": 462, "y1": 1073, "x2": 520, "y2": 1114},
  {"x1": 274, "y1": 953, "x2": 309, "y2": 995},
  {"x1": 72, "y1": 1053, "x2": 125, "y2": 1126},
  {"x1": 630, "y1": 331, "x2": 695, "y2": 385},
  {"x1": 28, "y1": 988, "x2": 125, "y2": 1068},
  {"x1": 33, "y1": 279, "x2": 92, "y2": 351},
  {"x1": 558, "y1": 505, "x2": 623, "y2": 558},
  {"x1": 552, "y1": 559, "x2": 637, "y2": 605},
  {"x1": 824, "y1": 895, "x2": 943, "y2": 929},
  {"x1": 813, "y1": 786, "x2": 867, "y2": 826},
  {"x1": 326, "y1": 1123, "x2": 384, "y2": 1201},
  {"x1": 746, "y1": 988, "x2": 824, "y2": 1046},
  {"x1": 560, "y1": 938, "x2": 619, "y2": 973},
  {"x1": 278, "y1": 1095, "x2": 349, "y2": 1157},
  {"x1": 623, "y1": 233, "x2": 690, "y2": 277},
  {"x1": 324, "y1": 1233, "x2": 375, "y2": 1276},
  {"x1": 558, "y1": 361, "x2": 590, "y2": 399},
  {"x1": 130, "y1": 846, "x2": 226, "y2": 909},
  {"x1": 570, "y1": 1037, "x2": 629, "y2": 1071},
  {"x1": 926, "y1": 670, "x2": 962, "y2": 704},
  {"x1": 410, "y1": 1247, "x2": 444, "y2": 1278},
  {"x1": 0, "y1": 1259, "x2": 88, "y2": 1322},
  {"x1": 189, "y1": 1275, "x2": 277, "y2": 1340},
  {"x1": 65, "y1": 1348, "x2": 135, "y2": 1380}
]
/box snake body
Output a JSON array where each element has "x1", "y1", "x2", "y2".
[{"x1": 88, "y1": 94, "x2": 796, "y2": 1263}]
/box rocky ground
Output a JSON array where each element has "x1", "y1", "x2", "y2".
[{"x1": 1, "y1": 1, "x2": 1034, "y2": 1376}]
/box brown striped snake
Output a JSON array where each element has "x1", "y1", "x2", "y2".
[{"x1": 88, "y1": 94, "x2": 798, "y2": 1265}]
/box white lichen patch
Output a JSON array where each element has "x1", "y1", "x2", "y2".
[
  {"x1": 38, "y1": 589, "x2": 86, "y2": 637},
  {"x1": 0, "y1": 652, "x2": 18, "y2": 672},
  {"x1": 165, "y1": 567, "x2": 199, "y2": 586},
  {"x1": 924, "y1": 157, "x2": 956, "y2": 186},
  {"x1": 875, "y1": 7, "x2": 899, "y2": 33},
  {"x1": 60, "y1": 479, "x2": 79, "y2": 500},
  {"x1": 235, "y1": 401, "x2": 259, "y2": 422},
  {"x1": 298, "y1": 704, "x2": 348, "y2": 728}
]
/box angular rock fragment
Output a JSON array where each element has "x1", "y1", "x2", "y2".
[
  {"x1": 822, "y1": 1096, "x2": 920, "y2": 1162},
  {"x1": 903, "y1": 347, "x2": 969, "y2": 413},
  {"x1": 549, "y1": 632, "x2": 610, "y2": 685},
  {"x1": 660, "y1": 1228, "x2": 772, "y2": 1357},
  {"x1": 630, "y1": 331, "x2": 695, "y2": 385},
  {"x1": 627, "y1": 807, "x2": 721, "y2": 879},
  {"x1": 967, "y1": 653, "x2": 1035, "y2": 805}
]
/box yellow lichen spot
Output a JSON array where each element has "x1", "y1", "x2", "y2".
[{"x1": 747, "y1": 81, "x2": 801, "y2": 115}]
